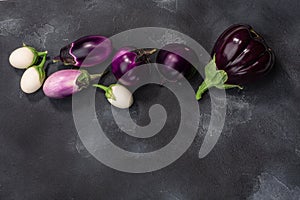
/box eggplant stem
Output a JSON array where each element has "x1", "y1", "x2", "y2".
[
  {"x1": 196, "y1": 81, "x2": 210, "y2": 100},
  {"x1": 93, "y1": 84, "x2": 109, "y2": 92},
  {"x1": 250, "y1": 29, "x2": 262, "y2": 39},
  {"x1": 93, "y1": 84, "x2": 116, "y2": 100},
  {"x1": 144, "y1": 48, "x2": 157, "y2": 55},
  {"x1": 89, "y1": 74, "x2": 103, "y2": 81},
  {"x1": 89, "y1": 70, "x2": 109, "y2": 81},
  {"x1": 37, "y1": 54, "x2": 47, "y2": 69},
  {"x1": 37, "y1": 51, "x2": 48, "y2": 56},
  {"x1": 34, "y1": 54, "x2": 47, "y2": 82},
  {"x1": 52, "y1": 56, "x2": 61, "y2": 63}
]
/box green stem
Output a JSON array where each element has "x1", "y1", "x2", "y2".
[
  {"x1": 37, "y1": 54, "x2": 47, "y2": 69},
  {"x1": 90, "y1": 74, "x2": 102, "y2": 81},
  {"x1": 195, "y1": 55, "x2": 242, "y2": 100},
  {"x1": 89, "y1": 70, "x2": 109, "y2": 81},
  {"x1": 37, "y1": 51, "x2": 48, "y2": 56},
  {"x1": 93, "y1": 84, "x2": 109, "y2": 92},
  {"x1": 93, "y1": 84, "x2": 116, "y2": 100},
  {"x1": 34, "y1": 54, "x2": 47, "y2": 82},
  {"x1": 196, "y1": 81, "x2": 210, "y2": 100}
]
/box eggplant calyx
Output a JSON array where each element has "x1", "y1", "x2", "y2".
[
  {"x1": 142, "y1": 48, "x2": 157, "y2": 55},
  {"x1": 195, "y1": 55, "x2": 242, "y2": 100},
  {"x1": 93, "y1": 84, "x2": 116, "y2": 100},
  {"x1": 34, "y1": 66, "x2": 46, "y2": 83},
  {"x1": 76, "y1": 70, "x2": 91, "y2": 90},
  {"x1": 135, "y1": 48, "x2": 157, "y2": 63}
]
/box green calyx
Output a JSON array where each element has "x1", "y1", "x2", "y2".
[
  {"x1": 195, "y1": 55, "x2": 243, "y2": 100},
  {"x1": 33, "y1": 54, "x2": 47, "y2": 83},
  {"x1": 76, "y1": 70, "x2": 91, "y2": 90},
  {"x1": 76, "y1": 70, "x2": 107, "y2": 90},
  {"x1": 93, "y1": 84, "x2": 116, "y2": 100},
  {"x1": 23, "y1": 43, "x2": 48, "y2": 67}
]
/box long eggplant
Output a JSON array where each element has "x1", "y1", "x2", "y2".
[{"x1": 53, "y1": 35, "x2": 112, "y2": 67}]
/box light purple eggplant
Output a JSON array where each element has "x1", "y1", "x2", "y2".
[
  {"x1": 43, "y1": 69, "x2": 103, "y2": 98},
  {"x1": 53, "y1": 35, "x2": 112, "y2": 67}
]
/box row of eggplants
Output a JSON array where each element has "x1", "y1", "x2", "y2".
[{"x1": 9, "y1": 24, "x2": 275, "y2": 109}]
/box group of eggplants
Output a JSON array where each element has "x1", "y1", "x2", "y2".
[{"x1": 9, "y1": 24, "x2": 275, "y2": 109}]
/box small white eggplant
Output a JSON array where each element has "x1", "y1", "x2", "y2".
[
  {"x1": 9, "y1": 44, "x2": 47, "y2": 69},
  {"x1": 93, "y1": 84, "x2": 133, "y2": 109},
  {"x1": 20, "y1": 54, "x2": 47, "y2": 94}
]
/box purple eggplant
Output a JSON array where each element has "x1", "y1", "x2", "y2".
[
  {"x1": 196, "y1": 24, "x2": 275, "y2": 100},
  {"x1": 53, "y1": 35, "x2": 112, "y2": 67},
  {"x1": 156, "y1": 43, "x2": 198, "y2": 82},
  {"x1": 111, "y1": 47, "x2": 156, "y2": 86},
  {"x1": 43, "y1": 69, "x2": 104, "y2": 98}
]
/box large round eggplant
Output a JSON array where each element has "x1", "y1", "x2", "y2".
[
  {"x1": 54, "y1": 35, "x2": 112, "y2": 67},
  {"x1": 196, "y1": 24, "x2": 275, "y2": 100}
]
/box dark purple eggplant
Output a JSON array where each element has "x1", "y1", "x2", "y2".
[
  {"x1": 111, "y1": 47, "x2": 156, "y2": 86},
  {"x1": 156, "y1": 43, "x2": 197, "y2": 82},
  {"x1": 196, "y1": 24, "x2": 275, "y2": 100},
  {"x1": 54, "y1": 35, "x2": 112, "y2": 67}
]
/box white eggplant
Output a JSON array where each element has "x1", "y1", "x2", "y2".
[
  {"x1": 20, "y1": 54, "x2": 47, "y2": 94},
  {"x1": 93, "y1": 84, "x2": 133, "y2": 109},
  {"x1": 9, "y1": 44, "x2": 47, "y2": 69}
]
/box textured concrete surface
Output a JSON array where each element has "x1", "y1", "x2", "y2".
[{"x1": 0, "y1": 0, "x2": 299, "y2": 199}]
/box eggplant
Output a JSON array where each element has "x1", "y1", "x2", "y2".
[
  {"x1": 196, "y1": 24, "x2": 275, "y2": 100},
  {"x1": 111, "y1": 47, "x2": 156, "y2": 86},
  {"x1": 93, "y1": 84, "x2": 133, "y2": 109},
  {"x1": 54, "y1": 35, "x2": 112, "y2": 67},
  {"x1": 20, "y1": 53, "x2": 47, "y2": 94},
  {"x1": 9, "y1": 44, "x2": 47, "y2": 69},
  {"x1": 156, "y1": 43, "x2": 197, "y2": 82},
  {"x1": 43, "y1": 69, "x2": 104, "y2": 98}
]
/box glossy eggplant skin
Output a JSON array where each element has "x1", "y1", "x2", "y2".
[
  {"x1": 111, "y1": 48, "x2": 155, "y2": 86},
  {"x1": 156, "y1": 43, "x2": 197, "y2": 82},
  {"x1": 213, "y1": 24, "x2": 275, "y2": 85},
  {"x1": 57, "y1": 35, "x2": 112, "y2": 67}
]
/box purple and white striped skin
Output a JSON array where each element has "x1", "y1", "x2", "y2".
[
  {"x1": 55, "y1": 35, "x2": 112, "y2": 67},
  {"x1": 43, "y1": 70, "x2": 89, "y2": 98}
]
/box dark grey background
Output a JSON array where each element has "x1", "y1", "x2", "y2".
[{"x1": 0, "y1": 0, "x2": 299, "y2": 199}]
